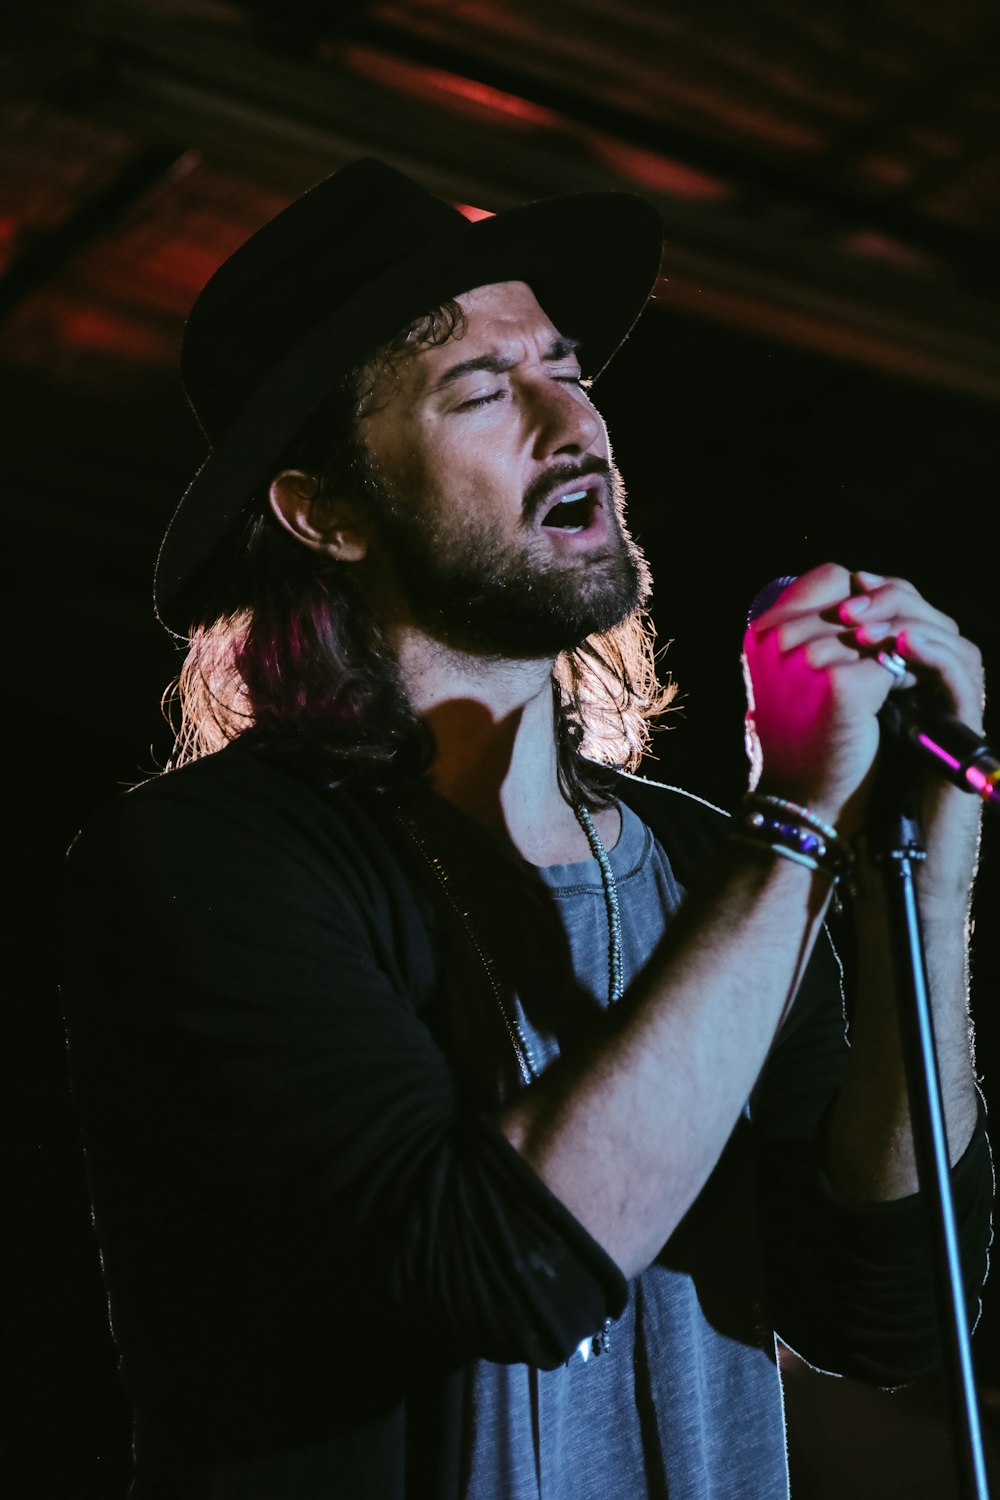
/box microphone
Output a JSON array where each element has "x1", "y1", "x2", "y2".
[
  {"x1": 880, "y1": 693, "x2": 1000, "y2": 810},
  {"x1": 747, "y1": 574, "x2": 798, "y2": 625},
  {"x1": 747, "y1": 575, "x2": 1000, "y2": 812}
]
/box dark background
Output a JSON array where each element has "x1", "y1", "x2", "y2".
[{"x1": 5, "y1": 2, "x2": 1000, "y2": 1495}]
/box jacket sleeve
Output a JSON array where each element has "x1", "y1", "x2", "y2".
[
  {"x1": 752, "y1": 913, "x2": 994, "y2": 1384},
  {"x1": 618, "y1": 773, "x2": 994, "y2": 1386},
  {"x1": 60, "y1": 756, "x2": 627, "y2": 1449}
]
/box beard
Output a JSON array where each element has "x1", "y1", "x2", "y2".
[{"x1": 355, "y1": 456, "x2": 651, "y2": 659}]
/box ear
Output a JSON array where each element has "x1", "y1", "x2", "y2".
[{"x1": 268, "y1": 470, "x2": 371, "y2": 562}]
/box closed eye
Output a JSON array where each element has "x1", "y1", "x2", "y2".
[
  {"x1": 455, "y1": 390, "x2": 506, "y2": 410},
  {"x1": 455, "y1": 373, "x2": 591, "y2": 410}
]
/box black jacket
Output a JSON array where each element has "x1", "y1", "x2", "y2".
[{"x1": 60, "y1": 741, "x2": 992, "y2": 1497}]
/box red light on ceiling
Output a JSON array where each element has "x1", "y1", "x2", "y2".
[
  {"x1": 456, "y1": 204, "x2": 495, "y2": 222},
  {"x1": 59, "y1": 305, "x2": 169, "y2": 363},
  {"x1": 593, "y1": 140, "x2": 730, "y2": 202},
  {"x1": 0, "y1": 216, "x2": 16, "y2": 274},
  {"x1": 434, "y1": 74, "x2": 558, "y2": 128},
  {"x1": 841, "y1": 230, "x2": 933, "y2": 274},
  {"x1": 345, "y1": 45, "x2": 560, "y2": 131},
  {"x1": 145, "y1": 238, "x2": 232, "y2": 295}
]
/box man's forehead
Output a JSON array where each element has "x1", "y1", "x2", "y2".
[
  {"x1": 455, "y1": 278, "x2": 542, "y2": 313},
  {"x1": 406, "y1": 281, "x2": 572, "y2": 385},
  {"x1": 452, "y1": 279, "x2": 560, "y2": 343}
]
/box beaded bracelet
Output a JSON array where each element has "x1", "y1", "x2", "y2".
[
  {"x1": 746, "y1": 793, "x2": 842, "y2": 846},
  {"x1": 734, "y1": 793, "x2": 857, "y2": 888}
]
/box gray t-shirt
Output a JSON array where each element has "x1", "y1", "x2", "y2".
[{"x1": 463, "y1": 800, "x2": 789, "y2": 1499}]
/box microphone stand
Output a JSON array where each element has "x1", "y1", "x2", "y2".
[{"x1": 868, "y1": 715, "x2": 990, "y2": 1499}]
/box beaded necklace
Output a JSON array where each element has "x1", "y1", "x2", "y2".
[{"x1": 573, "y1": 803, "x2": 624, "y2": 1008}]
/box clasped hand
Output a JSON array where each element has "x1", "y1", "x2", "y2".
[{"x1": 743, "y1": 562, "x2": 985, "y2": 902}]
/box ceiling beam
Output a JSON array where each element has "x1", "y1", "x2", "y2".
[{"x1": 14, "y1": 0, "x2": 1000, "y2": 402}]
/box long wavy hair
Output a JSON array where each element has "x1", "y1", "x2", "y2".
[{"x1": 164, "y1": 303, "x2": 676, "y2": 806}]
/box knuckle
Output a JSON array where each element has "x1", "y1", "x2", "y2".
[
  {"x1": 773, "y1": 621, "x2": 803, "y2": 653},
  {"x1": 802, "y1": 637, "x2": 831, "y2": 669},
  {"x1": 866, "y1": 581, "x2": 903, "y2": 612},
  {"x1": 814, "y1": 561, "x2": 851, "y2": 590}
]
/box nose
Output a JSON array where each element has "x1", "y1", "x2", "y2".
[{"x1": 526, "y1": 376, "x2": 604, "y2": 460}]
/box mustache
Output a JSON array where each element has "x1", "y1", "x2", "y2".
[{"x1": 522, "y1": 457, "x2": 614, "y2": 525}]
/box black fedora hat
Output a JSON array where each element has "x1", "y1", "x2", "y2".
[{"x1": 155, "y1": 157, "x2": 664, "y2": 635}]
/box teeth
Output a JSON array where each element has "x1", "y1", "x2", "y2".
[{"x1": 541, "y1": 486, "x2": 594, "y2": 533}]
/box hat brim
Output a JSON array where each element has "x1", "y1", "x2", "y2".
[{"x1": 154, "y1": 187, "x2": 663, "y2": 635}]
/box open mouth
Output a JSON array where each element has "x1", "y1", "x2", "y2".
[{"x1": 539, "y1": 485, "x2": 601, "y2": 534}]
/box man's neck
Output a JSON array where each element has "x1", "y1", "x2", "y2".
[{"x1": 395, "y1": 633, "x2": 617, "y2": 866}]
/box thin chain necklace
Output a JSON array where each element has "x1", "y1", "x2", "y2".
[
  {"x1": 393, "y1": 797, "x2": 622, "y2": 1358},
  {"x1": 394, "y1": 801, "x2": 623, "y2": 1077},
  {"x1": 393, "y1": 802, "x2": 540, "y2": 1084}
]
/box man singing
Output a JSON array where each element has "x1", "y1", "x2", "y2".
[{"x1": 62, "y1": 157, "x2": 992, "y2": 1497}]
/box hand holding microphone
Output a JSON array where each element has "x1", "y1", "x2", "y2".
[
  {"x1": 747, "y1": 567, "x2": 996, "y2": 812},
  {"x1": 742, "y1": 564, "x2": 991, "y2": 860}
]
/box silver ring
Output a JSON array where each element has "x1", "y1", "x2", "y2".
[{"x1": 876, "y1": 649, "x2": 908, "y2": 683}]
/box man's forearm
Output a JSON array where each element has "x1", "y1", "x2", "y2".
[
  {"x1": 500, "y1": 841, "x2": 833, "y2": 1280},
  {"x1": 823, "y1": 859, "x2": 979, "y2": 1203}
]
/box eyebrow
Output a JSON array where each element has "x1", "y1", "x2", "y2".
[{"x1": 428, "y1": 335, "x2": 581, "y2": 393}]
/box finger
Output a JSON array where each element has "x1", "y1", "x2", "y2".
[
  {"x1": 749, "y1": 623, "x2": 909, "y2": 709},
  {"x1": 797, "y1": 634, "x2": 916, "y2": 699},
  {"x1": 745, "y1": 610, "x2": 911, "y2": 692},
  {"x1": 749, "y1": 562, "x2": 853, "y2": 628},
  {"x1": 851, "y1": 616, "x2": 963, "y2": 656},
  {"x1": 845, "y1": 617, "x2": 983, "y2": 727},
  {"x1": 749, "y1": 605, "x2": 963, "y2": 674},
  {"x1": 840, "y1": 577, "x2": 960, "y2": 639},
  {"x1": 892, "y1": 628, "x2": 984, "y2": 728},
  {"x1": 751, "y1": 607, "x2": 864, "y2": 657},
  {"x1": 749, "y1": 566, "x2": 936, "y2": 643}
]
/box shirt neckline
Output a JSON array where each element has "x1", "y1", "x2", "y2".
[{"x1": 536, "y1": 800, "x2": 649, "y2": 888}]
